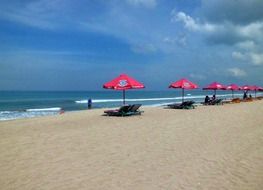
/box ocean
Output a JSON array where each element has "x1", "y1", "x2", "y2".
[{"x1": 0, "y1": 90, "x2": 260, "y2": 121}]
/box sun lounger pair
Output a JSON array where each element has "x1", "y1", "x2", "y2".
[
  {"x1": 104, "y1": 104, "x2": 143, "y2": 116},
  {"x1": 167, "y1": 101, "x2": 195, "y2": 109},
  {"x1": 203, "y1": 99, "x2": 223, "y2": 105}
]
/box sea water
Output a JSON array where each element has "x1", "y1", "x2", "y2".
[{"x1": 0, "y1": 90, "x2": 260, "y2": 121}]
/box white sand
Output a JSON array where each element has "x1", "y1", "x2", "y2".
[{"x1": 0, "y1": 101, "x2": 263, "y2": 190}]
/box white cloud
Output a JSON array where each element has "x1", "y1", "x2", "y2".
[
  {"x1": 232, "y1": 51, "x2": 263, "y2": 65},
  {"x1": 201, "y1": 0, "x2": 263, "y2": 24},
  {"x1": 174, "y1": 10, "x2": 263, "y2": 70},
  {"x1": 173, "y1": 12, "x2": 200, "y2": 31},
  {"x1": 236, "y1": 22, "x2": 263, "y2": 39},
  {"x1": 172, "y1": 11, "x2": 217, "y2": 33},
  {"x1": 250, "y1": 53, "x2": 263, "y2": 65},
  {"x1": 227, "y1": 68, "x2": 247, "y2": 77},
  {"x1": 232, "y1": 51, "x2": 247, "y2": 61},
  {"x1": 235, "y1": 41, "x2": 256, "y2": 50},
  {"x1": 173, "y1": 11, "x2": 263, "y2": 45},
  {"x1": 126, "y1": 0, "x2": 156, "y2": 8}
]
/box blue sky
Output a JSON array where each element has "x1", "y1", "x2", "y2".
[{"x1": 0, "y1": 0, "x2": 263, "y2": 90}]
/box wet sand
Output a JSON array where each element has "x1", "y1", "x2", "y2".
[{"x1": 0, "y1": 101, "x2": 263, "y2": 190}]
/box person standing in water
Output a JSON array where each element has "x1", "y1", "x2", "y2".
[
  {"x1": 243, "y1": 91, "x2": 248, "y2": 99},
  {"x1": 88, "y1": 98, "x2": 92, "y2": 109}
]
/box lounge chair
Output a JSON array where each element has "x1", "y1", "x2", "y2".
[
  {"x1": 104, "y1": 105, "x2": 132, "y2": 116},
  {"x1": 104, "y1": 104, "x2": 143, "y2": 116},
  {"x1": 167, "y1": 102, "x2": 184, "y2": 109},
  {"x1": 167, "y1": 101, "x2": 195, "y2": 109},
  {"x1": 202, "y1": 98, "x2": 223, "y2": 105},
  {"x1": 128, "y1": 104, "x2": 144, "y2": 115},
  {"x1": 214, "y1": 99, "x2": 223, "y2": 105}
]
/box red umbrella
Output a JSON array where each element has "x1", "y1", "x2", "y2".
[
  {"x1": 169, "y1": 78, "x2": 198, "y2": 102},
  {"x1": 241, "y1": 85, "x2": 254, "y2": 91},
  {"x1": 240, "y1": 85, "x2": 253, "y2": 99},
  {"x1": 257, "y1": 86, "x2": 263, "y2": 98},
  {"x1": 203, "y1": 82, "x2": 226, "y2": 97},
  {"x1": 258, "y1": 86, "x2": 263, "y2": 91},
  {"x1": 251, "y1": 85, "x2": 263, "y2": 97},
  {"x1": 103, "y1": 74, "x2": 145, "y2": 105},
  {"x1": 226, "y1": 84, "x2": 240, "y2": 98}
]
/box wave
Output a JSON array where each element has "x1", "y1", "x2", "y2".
[
  {"x1": 0, "y1": 111, "x2": 15, "y2": 114},
  {"x1": 0, "y1": 107, "x2": 62, "y2": 121},
  {"x1": 26, "y1": 107, "x2": 62, "y2": 112},
  {"x1": 75, "y1": 96, "x2": 205, "y2": 104},
  {"x1": 75, "y1": 92, "x2": 253, "y2": 105}
]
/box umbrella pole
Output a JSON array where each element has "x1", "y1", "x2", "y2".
[
  {"x1": 232, "y1": 90, "x2": 234, "y2": 99},
  {"x1": 123, "y1": 90, "x2": 126, "y2": 105},
  {"x1": 182, "y1": 88, "x2": 185, "y2": 103},
  {"x1": 255, "y1": 90, "x2": 256, "y2": 98}
]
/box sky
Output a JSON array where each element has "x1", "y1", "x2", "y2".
[{"x1": 0, "y1": 0, "x2": 263, "y2": 90}]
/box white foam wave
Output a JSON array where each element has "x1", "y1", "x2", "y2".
[
  {"x1": 74, "y1": 93, "x2": 253, "y2": 105},
  {"x1": 76, "y1": 99, "x2": 125, "y2": 103},
  {"x1": 0, "y1": 108, "x2": 62, "y2": 121},
  {"x1": 75, "y1": 100, "x2": 88, "y2": 104},
  {"x1": 0, "y1": 111, "x2": 14, "y2": 114},
  {"x1": 26, "y1": 107, "x2": 62, "y2": 112},
  {"x1": 75, "y1": 96, "x2": 204, "y2": 104}
]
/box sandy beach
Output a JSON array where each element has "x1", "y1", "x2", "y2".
[{"x1": 0, "y1": 101, "x2": 263, "y2": 190}]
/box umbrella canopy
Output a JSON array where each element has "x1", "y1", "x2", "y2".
[
  {"x1": 226, "y1": 84, "x2": 240, "y2": 98},
  {"x1": 251, "y1": 85, "x2": 263, "y2": 91},
  {"x1": 240, "y1": 85, "x2": 255, "y2": 99},
  {"x1": 251, "y1": 85, "x2": 263, "y2": 97},
  {"x1": 241, "y1": 85, "x2": 255, "y2": 91},
  {"x1": 103, "y1": 74, "x2": 145, "y2": 104},
  {"x1": 226, "y1": 84, "x2": 240, "y2": 91},
  {"x1": 169, "y1": 78, "x2": 198, "y2": 102},
  {"x1": 258, "y1": 86, "x2": 263, "y2": 91},
  {"x1": 203, "y1": 82, "x2": 226, "y2": 96}
]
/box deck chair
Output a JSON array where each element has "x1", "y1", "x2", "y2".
[
  {"x1": 214, "y1": 99, "x2": 223, "y2": 105},
  {"x1": 184, "y1": 101, "x2": 196, "y2": 109},
  {"x1": 202, "y1": 98, "x2": 222, "y2": 105},
  {"x1": 128, "y1": 104, "x2": 143, "y2": 115},
  {"x1": 167, "y1": 101, "x2": 195, "y2": 109},
  {"x1": 208, "y1": 99, "x2": 223, "y2": 105},
  {"x1": 167, "y1": 102, "x2": 184, "y2": 109},
  {"x1": 104, "y1": 105, "x2": 132, "y2": 116}
]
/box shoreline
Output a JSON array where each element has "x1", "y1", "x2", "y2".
[
  {"x1": 1, "y1": 97, "x2": 262, "y2": 122},
  {"x1": 1, "y1": 90, "x2": 263, "y2": 122}
]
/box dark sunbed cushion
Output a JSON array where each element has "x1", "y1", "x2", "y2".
[
  {"x1": 104, "y1": 104, "x2": 143, "y2": 116},
  {"x1": 167, "y1": 101, "x2": 195, "y2": 109},
  {"x1": 104, "y1": 105, "x2": 131, "y2": 114}
]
